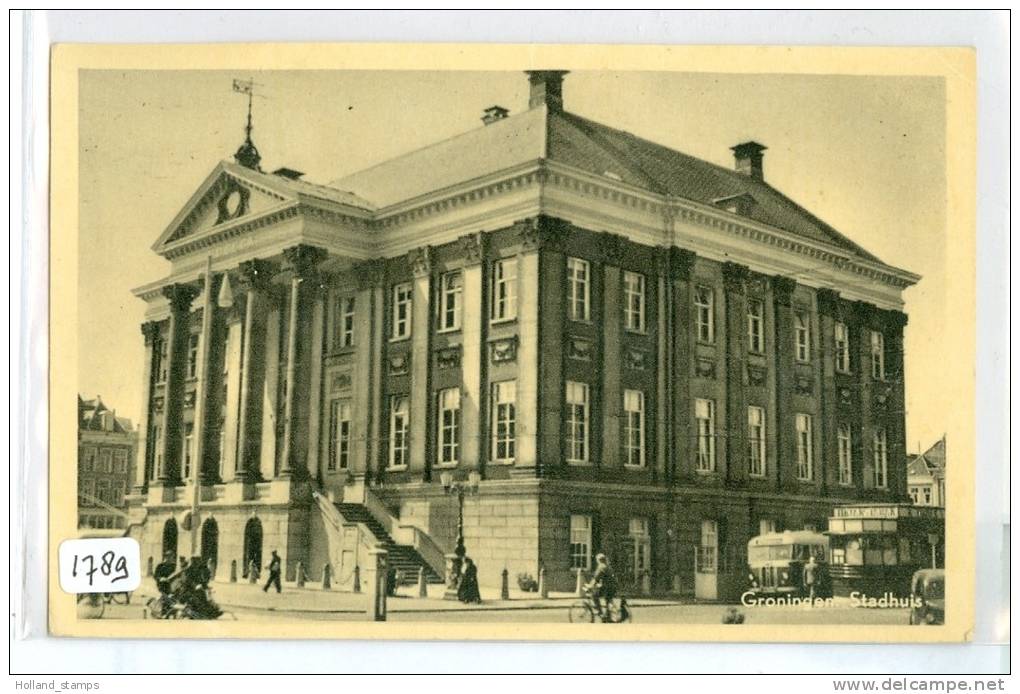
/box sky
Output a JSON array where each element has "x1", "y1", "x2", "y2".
[{"x1": 78, "y1": 69, "x2": 947, "y2": 452}]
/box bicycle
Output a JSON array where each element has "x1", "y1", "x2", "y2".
[{"x1": 568, "y1": 587, "x2": 632, "y2": 623}]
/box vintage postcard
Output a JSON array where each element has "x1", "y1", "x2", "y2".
[{"x1": 49, "y1": 43, "x2": 976, "y2": 641}]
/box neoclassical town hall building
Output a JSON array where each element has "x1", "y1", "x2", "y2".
[{"x1": 127, "y1": 71, "x2": 919, "y2": 599}]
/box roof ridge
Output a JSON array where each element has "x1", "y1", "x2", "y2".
[{"x1": 555, "y1": 111, "x2": 666, "y2": 194}]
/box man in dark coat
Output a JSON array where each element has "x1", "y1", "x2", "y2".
[
  {"x1": 457, "y1": 557, "x2": 481, "y2": 604},
  {"x1": 263, "y1": 550, "x2": 282, "y2": 594}
]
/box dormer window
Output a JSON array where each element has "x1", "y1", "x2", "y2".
[{"x1": 713, "y1": 192, "x2": 756, "y2": 217}]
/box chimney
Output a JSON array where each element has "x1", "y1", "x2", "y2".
[
  {"x1": 481, "y1": 105, "x2": 510, "y2": 125},
  {"x1": 526, "y1": 70, "x2": 569, "y2": 111},
  {"x1": 731, "y1": 141, "x2": 767, "y2": 180}
]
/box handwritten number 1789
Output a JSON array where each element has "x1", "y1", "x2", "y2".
[{"x1": 71, "y1": 551, "x2": 129, "y2": 586}]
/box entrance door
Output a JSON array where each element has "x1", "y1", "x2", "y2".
[
  {"x1": 243, "y1": 517, "x2": 263, "y2": 578},
  {"x1": 201, "y1": 518, "x2": 219, "y2": 571},
  {"x1": 695, "y1": 520, "x2": 718, "y2": 600},
  {"x1": 162, "y1": 518, "x2": 178, "y2": 563}
]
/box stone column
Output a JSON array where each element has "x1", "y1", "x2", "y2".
[
  {"x1": 133, "y1": 321, "x2": 160, "y2": 493},
  {"x1": 535, "y1": 218, "x2": 568, "y2": 476},
  {"x1": 816, "y1": 289, "x2": 840, "y2": 494},
  {"x1": 279, "y1": 244, "x2": 327, "y2": 478},
  {"x1": 260, "y1": 298, "x2": 282, "y2": 480},
  {"x1": 771, "y1": 276, "x2": 797, "y2": 493},
  {"x1": 853, "y1": 301, "x2": 876, "y2": 491},
  {"x1": 306, "y1": 283, "x2": 327, "y2": 482},
  {"x1": 654, "y1": 248, "x2": 672, "y2": 483},
  {"x1": 236, "y1": 259, "x2": 275, "y2": 482},
  {"x1": 722, "y1": 262, "x2": 749, "y2": 485},
  {"x1": 459, "y1": 233, "x2": 486, "y2": 476},
  {"x1": 515, "y1": 218, "x2": 545, "y2": 475},
  {"x1": 221, "y1": 297, "x2": 245, "y2": 481},
  {"x1": 669, "y1": 247, "x2": 697, "y2": 482},
  {"x1": 159, "y1": 283, "x2": 199, "y2": 484},
  {"x1": 884, "y1": 310, "x2": 909, "y2": 500},
  {"x1": 600, "y1": 233, "x2": 624, "y2": 470},
  {"x1": 352, "y1": 260, "x2": 384, "y2": 480},
  {"x1": 407, "y1": 246, "x2": 433, "y2": 480}
]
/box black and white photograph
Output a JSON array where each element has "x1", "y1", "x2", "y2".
[{"x1": 50, "y1": 44, "x2": 976, "y2": 641}]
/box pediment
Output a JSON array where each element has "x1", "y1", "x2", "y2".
[{"x1": 153, "y1": 162, "x2": 296, "y2": 252}]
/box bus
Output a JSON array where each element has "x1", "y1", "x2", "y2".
[{"x1": 746, "y1": 530, "x2": 829, "y2": 598}]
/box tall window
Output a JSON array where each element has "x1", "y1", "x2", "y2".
[
  {"x1": 187, "y1": 333, "x2": 200, "y2": 379},
  {"x1": 629, "y1": 518, "x2": 652, "y2": 578},
  {"x1": 155, "y1": 338, "x2": 168, "y2": 383},
  {"x1": 870, "y1": 331, "x2": 886, "y2": 380},
  {"x1": 335, "y1": 296, "x2": 355, "y2": 349},
  {"x1": 567, "y1": 257, "x2": 590, "y2": 321},
  {"x1": 566, "y1": 381, "x2": 590, "y2": 464},
  {"x1": 835, "y1": 322, "x2": 851, "y2": 372},
  {"x1": 391, "y1": 283, "x2": 412, "y2": 340},
  {"x1": 111, "y1": 480, "x2": 126, "y2": 506},
  {"x1": 152, "y1": 425, "x2": 163, "y2": 480},
  {"x1": 438, "y1": 271, "x2": 462, "y2": 332},
  {"x1": 695, "y1": 398, "x2": 716, "y2": 472},
  {"x1": 388, "y1": 396, "x2": 409, "y2": 469},
  {"x1": 491, "y1": 258, "x2": 517, "y2": 321},
  {"x1": 491, "y1": 381, "x2": 516, "y2": 463},
  {"x1": 698, "y1": 520, "x2": 718, "y2": 573},
  {"x1": 437, "y1": 388, "x2": 461, "y2": 466},
  {"x1": 795, "y1": 414, "x2": 814, "y2": 481},
  {"x1": 747, "y1": 299, "x2": 765, "y2": 353},
  {"x1": 794, "y1": 312, "x2": 811, "y2": 362},
  {"x1": 623, "y1": 271, "x2": 645, "y2": 332},
  {"x1": 747, "y1": 406, "x2": 766, "y2": 477},
  {"x1": 838, "y1": 424, "x2": 853, "y2": 486},
  {"x1": 96, "y1": 479, "x2": 110, "y2": 504},
  {"x1": 100, "y1": 449, "x2": 113, "y2": 474},
  {"x1": 695, "y1": 286, "x2": 714, "y2": 342},
  {"x1": 113, "y1": 448, "x2": 128, "y2": 474},
  {"x1": 569, "y1": 514, "x2": 592, "y2": 571},
  {"x1": 81, "y1": 479, "x2": 96, "y2": 503},
  {"x1": 623, "y1": 389, "x2": 646, "y2": 468},
  {"x1": 873, "y1": 429, "x2": 889, "y2": 489},
  {"x1": 328, "y1": 399, "x2": 351, "y2": 472},
  {"x1": 182, "y1": 423, "x2": 194, "y2": 480},
  {"x1": 81, "y1": 447, "x2": 96, "y2": 472}
]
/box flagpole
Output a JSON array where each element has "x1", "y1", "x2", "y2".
[{"x1": 190, "y1": 255, "x2": 215, "y2": 557}]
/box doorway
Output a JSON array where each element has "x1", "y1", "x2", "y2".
[
  {"x1": 243, "y1": 517, "x2": 263, "y2": 579},
  {"x1": 695, "y1": 519, "x2": 718, "y2": 600},
  {"x1": 201, "y1": 517, "x2": 219, "y2": 570},
  {"x1": 161, "y1": 518, "x2": 178, "y2": 563}
]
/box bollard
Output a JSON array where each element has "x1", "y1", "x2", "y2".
[
  {"x1": 229, "y1": 559, "x2": 237, "y2": 583},
  {"x1": 322, "y1": 564, "x2": 332, "y2": 590},
  {"x1": 641, "y1": 571, "x2": 651, "y2": 596},
  {"x1": 575, "y1": 568, "x2": 585, "y2": 597},
  {"x1": 538, "y1": 565, "x2": 548, "y2": 598},
  {"x1": 672, "y1": 574, "x2": 682, "y2": 594},
  {"x1": 146, "y1": 557, "x2": 154, "y2": 577},
  {"x1": 248, "y1": 560, "x2": 258, "y2": 584},
  {"x1": 417, "y1": 566, "x2": 427, "y2": 598},
  {"x1": 367, "y1": 548, "x2": 388, "y2": 622},
  {"x1": 353, "y1": 565, "x2": 361, "y2": 593},
  {"x1": 296, "y1": 561, "x2": 306, "y2": 588},
  {"x1": 500, "y1": 568, "x2": 510, "y2": 600}
]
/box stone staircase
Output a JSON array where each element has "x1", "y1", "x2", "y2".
[{"x1": 336, "y1": 503, "x2": 445, "y2": 586}]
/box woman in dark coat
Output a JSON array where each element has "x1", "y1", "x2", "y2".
[{"x1": 457, "y1": 557, "x2": 482, "y2": 604}]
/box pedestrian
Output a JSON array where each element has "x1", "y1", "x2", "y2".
[
  {"x1": 803, "y1": 554, "x2": 818, "y2": 603},
  {"x1": 457, "y1": 557, "x2": 481, "y2": 604},
  {"x1": 263, "y1": 550, "x2": 282, "y2": 594}
]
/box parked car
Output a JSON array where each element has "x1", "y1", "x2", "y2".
[{"x1": 908, "y1": 568, "x2": 944, "y2": 625}]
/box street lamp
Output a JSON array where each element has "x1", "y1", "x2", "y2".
[{"x1": 440, "y1": 470, "x2": 480, "y2": 599}]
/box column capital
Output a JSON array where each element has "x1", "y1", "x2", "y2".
[
  {"x1": 408, "y1": 245, "x2": 432, "y2": 278},
  {"x1": 772, "y1": 276, "x2": 797, "y2": 306},
  {"x1": 162, "y1": 283, "x2": 200, "y2": 314},
  {"x1": 237, "y1": 258, "x2": 278, "y2": 291},
  {"x1": 458, "y1": 231, "x2": 487, "y2": 265},
  {"x1": 668, "y1": 246, "x2": 697, "y2": 281},
  {"x1": 141, "y1": 321, "x2": 162, "y2": 344},
  {"x1": 354, "y1": 258, "x2": 386, "y2": 291},
  {"x1": 515, "y1": 214, "x2": 569, "y2": 252},
  {"x1": 721, "y1": 261, "x2": 749, "y2": 293},
  {"x1": 282, "y1": 244, "x2": 327, "y2": 279},
  {"x1": 852, "y1": 300, "x2": 878, "y2": 326},
  {"x1": 816, "y1": 288, "x2": 841, "y2": 316}
]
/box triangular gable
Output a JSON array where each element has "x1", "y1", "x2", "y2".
[{"x1": 152, "y1": 161, "x2": 296, "y2": 253}]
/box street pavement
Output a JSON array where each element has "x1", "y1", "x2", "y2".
[{"x1": 82, "y1": 579, "x2": 911, "y2": 625}]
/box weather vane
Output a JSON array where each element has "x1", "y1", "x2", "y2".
[{"x1": 231, "y1": 78, "x2": 262, "y2": 171}]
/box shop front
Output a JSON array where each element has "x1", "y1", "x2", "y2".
[{"x1": 826, "y1": 504, "x2": 945, "y2": 598}]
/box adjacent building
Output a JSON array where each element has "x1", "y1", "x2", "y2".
[
  {"x1": 127, "y1": 71, "x2": 919, "y2": 600},
  {"x1": 78, "y1": 395, "x2": 137, "y2": 530},
  {"x1": 907, "y1": 436, "x2": 946, "y2": 507}
]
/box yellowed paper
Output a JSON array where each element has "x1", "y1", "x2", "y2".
[{"x1": 51, "y1": 42, "x2": 976, "y2": 642}]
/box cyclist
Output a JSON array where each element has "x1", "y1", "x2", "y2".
[{"x1": 585, "y1": 553, "x2": 618, "y2": 622}]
